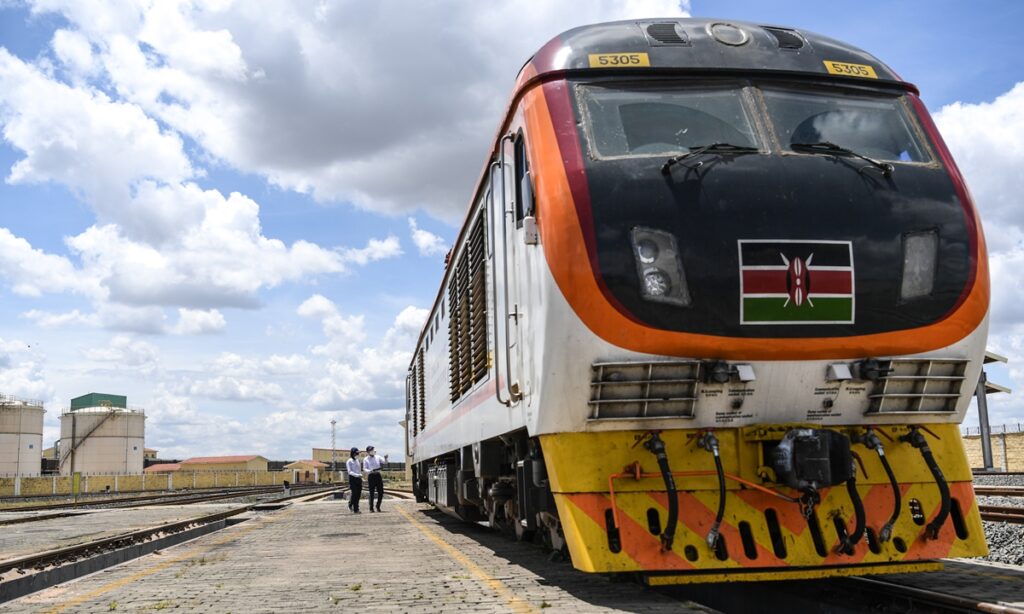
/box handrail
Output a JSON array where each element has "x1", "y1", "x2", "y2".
[
  {"x1": 497, "y1": 133, "x2": 521, "y2": 404},
  {"x1": 487, "y1": 160, "x2": 511, "y2": 407}
]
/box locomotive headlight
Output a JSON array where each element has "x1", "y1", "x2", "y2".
[
  {"x1": 900, "y1": 230, "x2": 938, "y2": 300},
  {"x1": 636, "y1": 239, "x2": 659, "y2": 264},
  {"x1": 631, "y1": 228, "x2": 691, "y2": 306},
  {"x1": 643, "y1": 268, "x2": 671, "y2": 296}
]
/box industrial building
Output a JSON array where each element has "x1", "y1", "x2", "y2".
[
  {"x1": 59, "y1": 393, "x2": 145, "y2": 475},
  {"x1": 283, "y1": 460, "x2": 327, "y2": 483},
  {"x1": 178, "y1": 455, "x2": 268, "y2": 472},
  {"x1": 0, "y1": 394, "x2": 44, "y2": 476}
]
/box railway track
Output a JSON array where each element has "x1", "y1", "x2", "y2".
[
  {"x1": 979, "y1": 504, "x2": 1024, "y2": 524},
  {"x1": 0, "y1": 484, "x2": 313, "y2": 513},
  {"x1": 0, "y1": 484, "x2": 369, "y2": 603},
  {"x1": 974, "y1": 486, "x2": 1024, "y2": 497},
  {"x1": 840, "y1": 576, "x2": 1024, "y2": 614},
  {"x1": 0, "y1": 485, "x2": 411, "y2": 579}
]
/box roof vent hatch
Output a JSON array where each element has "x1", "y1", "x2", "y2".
[
  {"x1": 645, "y1": 22, "x2": 690, "y2": 46},
  {"x1": 763, "y1": 27, "x2": 805, "y2": 50}
]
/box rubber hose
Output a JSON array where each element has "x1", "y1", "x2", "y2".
[
  {"x1": 645, "y1": 434, "x2": 677, "y2": 552},
  {"x1": 839, "y1": 476, "x2": 866, "y2": 554},
  {"x1": 708, "y1": 449, "x2": 725, "y2": 549},
  {"x1": 919, "y1": 443, "x2": 951, "y2": 540},
  {"x1": 877, "y1": 451, "x2": 900, "y2": 542}
]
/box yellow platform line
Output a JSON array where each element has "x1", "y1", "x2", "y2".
[
  {"x1": 396, "y1": 504, "x2": 538, "y2": 614},
  {"x1": 44, "y1": 510, "x2": 293, "y2": 614}
]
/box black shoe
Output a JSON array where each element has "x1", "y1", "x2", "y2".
[{"x1": 376, "y1": 507, "x2": 382, "y2": 512}]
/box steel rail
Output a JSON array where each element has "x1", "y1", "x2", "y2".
[
  {"x1": 844, "y1": 576, "x2": 1024, "y2": 614},
  {"x1": 979, "y1": 504, "x2": 1024, "y2": 524},
  {"x1": 974, "y1": 486, "x2": 1024, "y2": 497}
]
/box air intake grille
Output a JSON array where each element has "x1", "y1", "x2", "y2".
[
  {"x1": 409, "y1": 349, "x2": 426, "y2": 434},
  {"x1": 867, "y1": 358, "x2": 969, "y2": 413},
  {"x1": 763, "y1": 27, "x2": 804, "y2": 49},
  {"x1": 448, "y1": 215, "x2": 488, "y2": 402},
  {"x1": 589, "y1": 361, "x2": 699, "y2": 419},
  {"x1": 645, "y1": 22, "x2": 689, "y2": 45}
]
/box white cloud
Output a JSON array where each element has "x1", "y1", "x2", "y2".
[
  {"x1": 22, "y1": 309, "x2": 98, "y2": 328},
  {"x1": 81, "y1": 334, "x2": 160, "y2": 373},
  {"x1": 300, "y1": 297, "x2": 427, "y2": 407},
  {"x1": 52, "y1": 28, "x2": 96, "y2": 76},
  {"x1": 935, "y1": 82, "x2": 1024, "y2": 255},
  {"x1": 0, "y1": 228, "x2": 98, "y2": 298},
  {"x1": 187, "y1": 376, "x2": 285, "y2": 402},
  {"x1": 261, "y1": 354, "x2": 310, "y2": 375},
  {"x1": 0, "y1": 337, "x2": 53, "y2": 402},
  {"x1": 29, "y1": 0, "x2": 689, "y2": 220},
  {"x1": 340, "y1": 236, "x2": 402, "y2": 266},
  {"x1": 171, "y1": 308, "x2": 226, "y2": 335},
  {"x1": 0, "y1": 48, "x2": 194, "y2": 215},
  {"x1": 408, "y1": 218, "x2": 448, "y2": 256}
]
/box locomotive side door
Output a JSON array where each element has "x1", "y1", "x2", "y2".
[{"x1": 490, "y1": 133, "x2": 523, "y2": 404}]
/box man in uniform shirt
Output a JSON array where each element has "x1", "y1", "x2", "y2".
[
  {"x1": 364, "y1": 445, "x2": 384, "y2": 512},
  {"x1": 346, "y1": 447, "x2": 363, "y2": 513}
]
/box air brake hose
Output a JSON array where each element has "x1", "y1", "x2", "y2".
[
  {"x1": 876, "y1": 443, "x2": 901, "y2": 542},
  {"x1": 837, "y1": 475, "x2": 866, "y2": 554},
  {"x1": 643, "y1": 432, "x2": 677, "y2": 552},
  {"x1": 901, "y1": 428, "x2": 950, "y2": 540},
  {"x1": 699, "y1": 432, "x2": 726, "y2": 550},
  {"x1": 856, "y1": 430, "x2": 901, "y2": 542}
]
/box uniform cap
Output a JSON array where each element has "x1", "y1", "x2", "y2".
[
  {"x1": 366, "y1": 445, "x2": 375, "y2": 451},
  {"x1": 350, "y1": 447, "x2": 359, "y2": 454}
]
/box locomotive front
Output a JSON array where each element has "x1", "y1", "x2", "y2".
[{"x1": 518, "y1": 19, "x2": 989, "y2": 582}]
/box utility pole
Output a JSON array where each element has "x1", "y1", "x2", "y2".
[{"x1": 331, "y1": 419, "x2": 337, "y2": 478}]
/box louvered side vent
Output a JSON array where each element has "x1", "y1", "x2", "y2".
[
  {"x1": 589, "y1": 361, "x2": 700, "y2": 419},
  {"x1": 407, "y1": 372, "x2": 416, "y2": 435},
  {"x1": 416, "y1": 349, "x2": 425, "y2": 431},
  {"x1": 763, "y1": 27, "x2": 804, "y2": 49},
  {"x1": 448, "y1": 215, "x2": 489, "y2": 402},
  {"x1": 867, "y1": 358, "x2": 968, "y2": 413},
  {"x1": 645, "y1": 22, "x2": 689, "y2": 45}
]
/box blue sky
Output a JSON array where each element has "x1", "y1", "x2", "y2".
[{"x1": 0, "y1": 0, "x2": 1021, "y2": 461}]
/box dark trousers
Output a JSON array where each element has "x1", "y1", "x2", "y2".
[
  {"x1": 368, "y1": 472, "x2": 383, "y2": 510},
  {"x1": 348, "y1": 475, "x2": 362, "y2": 511}
]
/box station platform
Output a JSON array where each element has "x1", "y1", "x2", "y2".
[{"x1": 1, "y1": 500, "x2": 713, "y2": 613}]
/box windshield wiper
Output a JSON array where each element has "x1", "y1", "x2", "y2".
[
  {"x1": 790, "y1": 141, "x2": 894, "y2": 177},
  {"x1": 661, "y1": 142, "x2": 760, "y2": 175}
]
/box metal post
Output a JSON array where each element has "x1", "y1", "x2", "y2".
[
  {"x1": 976, "y1": 370, "x2": 995, "y2": 470},
  {"x1": 1001, "y1": 425, "x2": 1009, "y2": 473}
]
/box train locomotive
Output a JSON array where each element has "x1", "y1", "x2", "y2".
[{"x1": 406, "y1": 18, "x2": 989, "y2": 584}]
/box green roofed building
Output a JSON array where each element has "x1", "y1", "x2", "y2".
[{"x1": 70, "y1": 393, "x2": 127, "y2": 411}]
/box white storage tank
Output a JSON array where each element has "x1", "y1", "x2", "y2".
[
  {"x1": 0, "y1": 395, "x2": 45, "y2": 476},
  {"x1": 58, "y1": 393, "x2": 145, "y2": 475}
]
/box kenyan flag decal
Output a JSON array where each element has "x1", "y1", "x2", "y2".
[{"x1": 739, "y1": 240, "x2": 855, "y2": 325}]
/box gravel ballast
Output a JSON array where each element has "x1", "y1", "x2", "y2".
[{"x1": 971, "y1": 473, "x2": 1024, "y2": 566}]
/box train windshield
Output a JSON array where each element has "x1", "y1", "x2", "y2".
[
  {"x1": 579, "y1": 84, "x2": 759, "y2": 158},
  {"x1": 762, "y1": 88, "x2": 929, "y2": 162}
]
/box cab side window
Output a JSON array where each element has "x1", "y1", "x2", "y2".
[{"x1": 513, "y1": 134, "x2": 534, "y2": 224}]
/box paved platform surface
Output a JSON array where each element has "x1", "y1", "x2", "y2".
[
  {"x1": 2, "y1": 500, "x2": 714, "y2": 613},
  {"x1": 0, "y1": 505, "x2": 243, "y2": 562}
]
